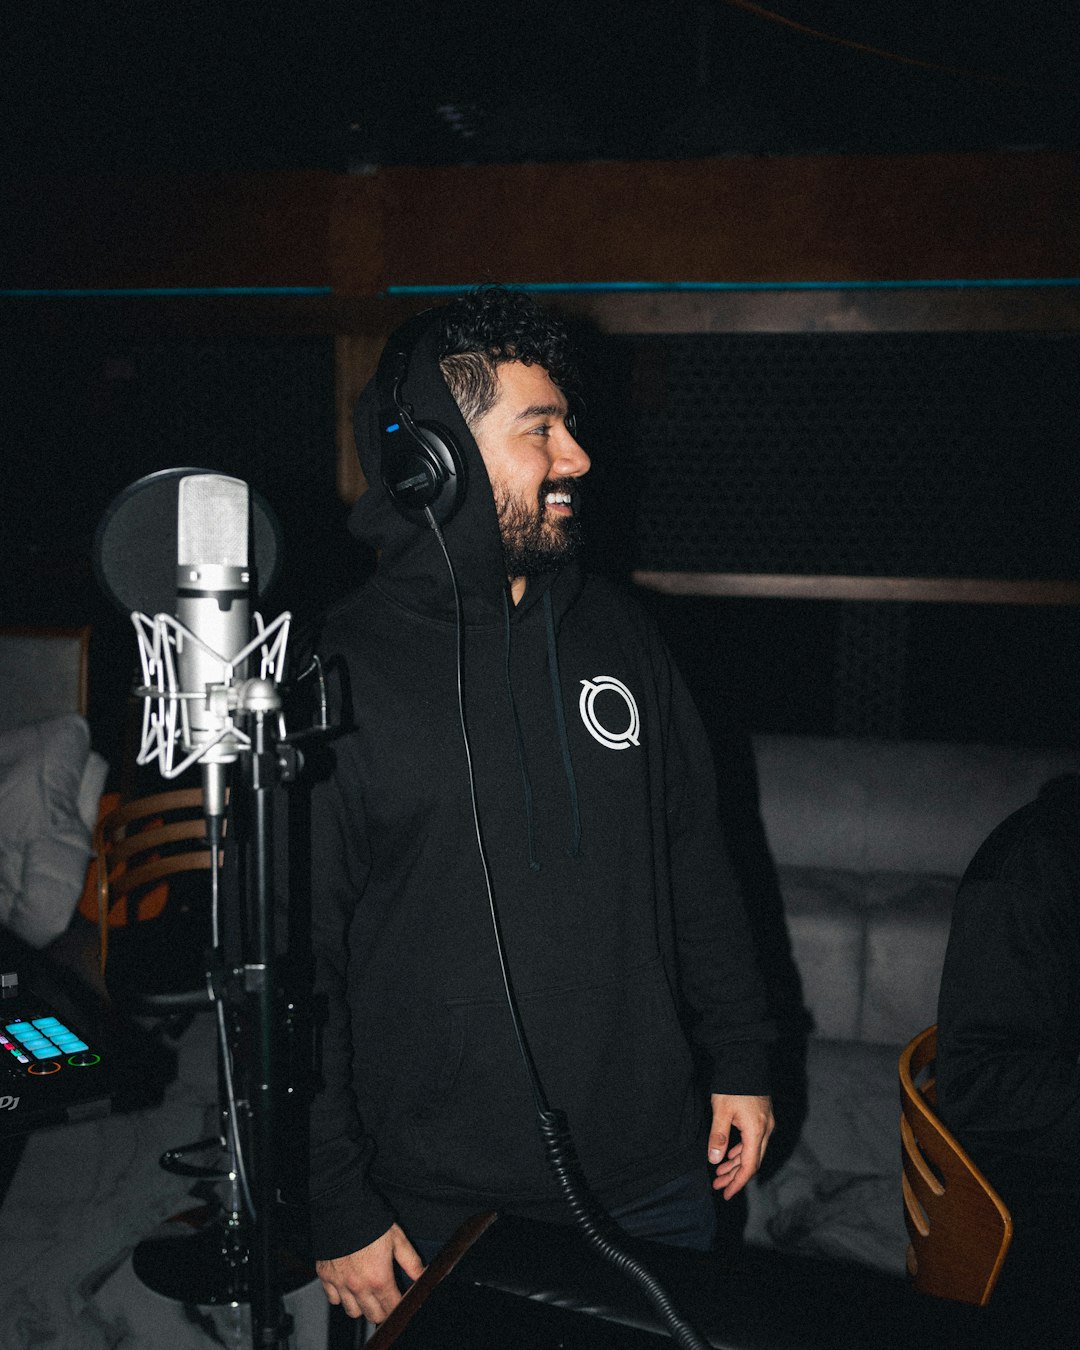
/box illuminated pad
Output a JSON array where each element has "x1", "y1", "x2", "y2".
[{"x1": 3, "y1": 1018, "x2": 95, "y2": 1071}]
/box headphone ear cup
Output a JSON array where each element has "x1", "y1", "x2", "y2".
[{"x1": 381, "y1": 419, "x2": 467, "y2": 527}]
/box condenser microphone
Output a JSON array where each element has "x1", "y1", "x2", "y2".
[{"x1": 176, "y1": 474, "x2": 252, "y2": 819}]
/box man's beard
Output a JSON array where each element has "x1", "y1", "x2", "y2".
[{"x1": 494, "y1": 477, "x2": 584, "y2": 580}]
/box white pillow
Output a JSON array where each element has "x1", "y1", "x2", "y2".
[{"x1": 0, "y1": 714, "x2": 93, "y2": 947}]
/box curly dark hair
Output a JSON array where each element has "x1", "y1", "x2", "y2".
[{"x1": 437, "y1": 285, "x2": 579, "y2": 428}]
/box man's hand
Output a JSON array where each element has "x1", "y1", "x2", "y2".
[
  {"x1": 315, "y1": 1223, "x2": 425, "y2": 1324},
  {"x1": 708, "y1": 1093, "x2": 774, "y2": 1199}
]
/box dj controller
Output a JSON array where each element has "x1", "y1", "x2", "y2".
[{"x1": 0, "y1": 932, "x2": 176, "y2": 1138}]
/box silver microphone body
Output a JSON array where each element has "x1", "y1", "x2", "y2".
[{"x1": 175, "y1": 475, "x2": 252, "y2": 818}]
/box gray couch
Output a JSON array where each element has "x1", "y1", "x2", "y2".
[{"x1": 740, "y1": 733, "x2": 1080, "y2": 1275}]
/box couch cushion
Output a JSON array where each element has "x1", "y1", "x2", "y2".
[
  {"x1": 778, "y1": 867, "x2": 955, "y2": 1045},
  {"x1": 775, "y1": 868, "x2": 864, "y2": 1040},
  {"x1": 861, "y1": 875, "x2": 954, "y2": 1043},
  {"x1": 755, "y1": 738, "x2": 871, "y2": 872},
  {"x1": 754, "y1": 734, "x2": 1080, "y2": 876}
]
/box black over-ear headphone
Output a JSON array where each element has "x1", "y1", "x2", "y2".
[{"x1": 376, "y1": 311, "x2": 468, "y2": 528}]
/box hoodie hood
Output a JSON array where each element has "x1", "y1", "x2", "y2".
[{"x1": 349, "y1": 313, "x2": 518, "y2": 626}]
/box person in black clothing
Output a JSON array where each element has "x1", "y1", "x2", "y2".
[
  {"x1": 307, "y1": 287, "x2": 775, "y2": 1324},
  {"x1": 936, "y1": 772, "x2": 1080, "y2": 1340}
]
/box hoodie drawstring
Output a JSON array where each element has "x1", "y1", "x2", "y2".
[
  {"x1": 502, "y1": 587, "x2": 584, "y2": 870},
  {"x1": 543, "y1": 589, "x2": 583, "y2": 859},
  {"x1": 504, "y1": 591, "x2": 542, "y2": 873}
]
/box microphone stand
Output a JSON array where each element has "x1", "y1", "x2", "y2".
[
  {"x1": 127, "y1": 614, "x2": 306, "y2": 1350},
  {"x1": 239, "y1": 682, "x2": 293, "y2": 1350}
]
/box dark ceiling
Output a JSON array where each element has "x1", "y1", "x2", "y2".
[{"x1": 4, "y1": 2, "x2": 1077, "y2": 175}]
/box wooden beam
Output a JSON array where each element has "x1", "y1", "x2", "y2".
[
  {"x1": 544, "y1": 286, "x2": 1080, "y2": 335},
  {"x1": 363, "y1": 152, "x2": 1080, "y2": 294},
  {"x1": 2, "y1": 172, "x2": 338, "y2": 292},
  {"x1": 5, "y1": 152, "x2": 1078, "y2": 311},
  {"x1": 632, "y1": 572, "x2": 1080, "y2": 605}
]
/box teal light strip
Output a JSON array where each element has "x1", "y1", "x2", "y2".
[
  {"x1": 0, "y1": 286, "x2": 332, "y2": 298},
  {"x1": 386, "y1": 278, "x2": 1080, "y2": 296},
  {"x1": 6, "y1": 279, "x2": 1077, "y2": 300}
]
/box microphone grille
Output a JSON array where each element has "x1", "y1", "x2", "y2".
[{"x1": 178, "y1": 474, "x2": 249, "y2": 568}]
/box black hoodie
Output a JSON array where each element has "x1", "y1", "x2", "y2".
[
  {"x1": 308, "y1": 319, "x2": 772, "y2": 1258},
  {"x1": 936, "y1": 773, "x2": 1080, "y2": 1222}
]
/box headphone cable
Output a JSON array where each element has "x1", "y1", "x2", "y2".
[{"x1": 426, "y1": 508, "x2": 709, "y2": 1350}]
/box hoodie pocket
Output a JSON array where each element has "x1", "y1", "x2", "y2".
[{"x1": 397, "y1": 957, "x2": 698, "y2": 1197}]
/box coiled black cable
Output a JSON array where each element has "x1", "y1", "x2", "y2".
[{"x1": 537, "y1": 1108, "x2": 710, "y2": 1350}]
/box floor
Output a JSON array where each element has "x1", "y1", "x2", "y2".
[{"x1": 0, "y1": 928, "x2": 331, "y2": 1350}]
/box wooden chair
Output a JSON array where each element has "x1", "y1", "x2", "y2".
[
  {"x1": 96, "y1": 787, "x2": 234, "y2": 1186},
  {"x1": 900, "y1": 1024, "x2": 1012, "y2": 1306},
  {"x1": 92, "y1": 787, "x2": 221, "y2": 982}
]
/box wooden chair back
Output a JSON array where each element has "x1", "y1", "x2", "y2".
[
  {"x1": 899, "y1": 1024, "x2": 1012, "y2": 1305},
  {"x1": 92, "y1": 787, "x2": 221, "y2": 975}
]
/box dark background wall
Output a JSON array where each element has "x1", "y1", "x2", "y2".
[
  {"x1": 2, "y1": 4, "x2": 1078, "y2": 768},
  {"x1": 3, "y1": 324, "x2": 1077, "y2": 766},
  {"x1": 4, "y1": 3, "x2": 1076, "y2": 172},
  {"x1": 610, "y1": 329, "x2": 1080, "y2": 747}
]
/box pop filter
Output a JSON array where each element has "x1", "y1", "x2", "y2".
[{"x1": 93, "y1": 467, "x2": 283, "y2": 616}]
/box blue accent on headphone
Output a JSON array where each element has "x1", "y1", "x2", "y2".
[{"x1": 376, "y1": 312, "x2": 468, "y2": 528}]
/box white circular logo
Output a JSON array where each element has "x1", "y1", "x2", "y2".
[{"x1": 579, "y1": 676, "x2": 640, "y2": 750}]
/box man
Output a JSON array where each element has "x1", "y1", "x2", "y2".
[
  {"x1": 309, "y1": 287, "x2": 774, "y2": 1324},
  {"x1": 936, "y1": 772, "x2": 1080, "y2": 1338}
]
